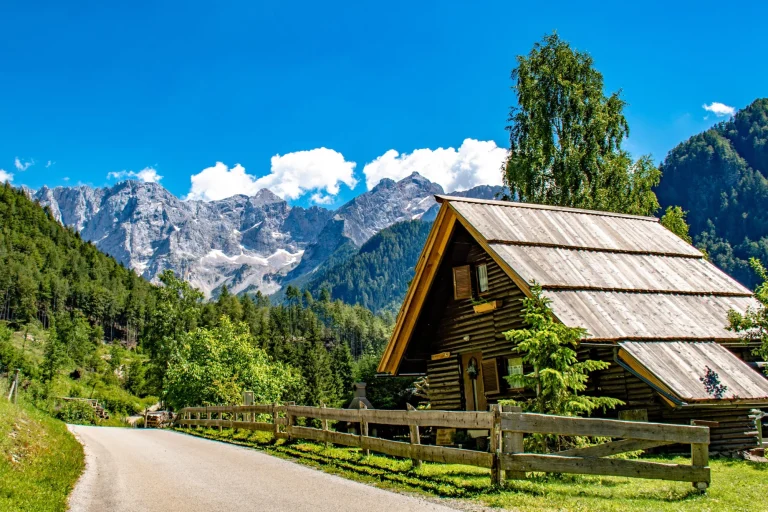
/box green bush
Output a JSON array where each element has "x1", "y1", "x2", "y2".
[
  {"x1": 134, "y1": 417, "x2": 145, "y2": 428},
  {"x1": 55, "y1": 400, "x2": 98, "y2": 425}
]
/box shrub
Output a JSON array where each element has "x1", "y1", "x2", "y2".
[{"x1": 55, "y1": 400, "x2": 98, "y2": 425}]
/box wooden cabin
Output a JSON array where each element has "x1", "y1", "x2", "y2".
[{"x1": 377, "y1": 195, "x2": 768, "y2": 453}]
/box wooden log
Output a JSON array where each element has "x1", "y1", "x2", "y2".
[
  {"x1": 558, "y1": 439, "x2": 673, "y2": 458},
  {"x1": 285, "y1": 401, "x2": 296, "y2": 442},
  {"x1": 272, "y1": 403, "x2": 280, "y2": 439},
  {"x1": 489, "y1": 404, "x2": 501, "y2": 486},
  {"x1": 500, "y1": 454, "x2": 710, "y2": 483},
  {"x1": 501, "y1": 413, "x2": 710, "y2": 444},
  {"x1": 407, "y1": 403, "x2": 421, "y2": 468},
  {"x1": 362, "y1": 437, "x2": 493, "y2": 467},
  {"x1": 320, "y1": 403, "x2": 329, "y2": 449},
  {"x1": 501, "y1": 405, "x2": 525, "y2": 481},
  {"x1": 287, "y1": 405, "x2": 361, "y2": 423},
  {"x1": 691, "y1": 442, "x2": 709, "y2": 491},
  {"x1": 361, "y1": 409, "x2": 494, "y2": 429},
  {"x1": 288, "y1": 426, "x2": 362, "y2": 448},
  {"x1": 360, "y1": 402, "x2": 370, "y2": 457}
]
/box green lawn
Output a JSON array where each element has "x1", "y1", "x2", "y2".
[
  {"x1": 0, "y1": 399, "x2": 85, "y2": 512},
  {"x1": 178, "y1": 427, "x2": 768, "y2": 512}
]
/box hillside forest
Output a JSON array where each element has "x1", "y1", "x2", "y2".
[
  {"x1": 658, "y1": 98, "x2": 768, "y2": 289},
  {"x1": 0, "y1": 184, "x2": 414, "y2": 423}
]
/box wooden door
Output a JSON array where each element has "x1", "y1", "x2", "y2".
[{"x1": 461, "y1": 352, "x2": 486, "y2": 411}]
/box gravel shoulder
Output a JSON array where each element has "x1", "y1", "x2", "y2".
[{"x1": 67, "y1": 425, "x2": 458, "y2": 512}]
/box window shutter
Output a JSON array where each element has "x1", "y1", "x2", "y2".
[
  {"x1": 481, "y1": 357, "x2": 500, "y2": 394},
  {"x1": 453, "y1": 265, "x2": 472, "y2": 300},
  {"x1": 476, "y1": 263, "x2": 489, "y2": 293}
]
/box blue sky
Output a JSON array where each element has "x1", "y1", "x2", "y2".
[{"x1": 1, "y1": 1, "x2": 766, "y2": 207}]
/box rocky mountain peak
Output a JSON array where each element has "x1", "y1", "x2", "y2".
[{"x1": 35, "y1": 174, "x2": 503, "y2": 298}]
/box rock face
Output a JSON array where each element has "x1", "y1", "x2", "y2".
[{"x1": 35, "y1": 173, "x2": 504, "y2": 297}]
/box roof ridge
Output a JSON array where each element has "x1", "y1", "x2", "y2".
[{"x1": 435, "y1": 194, "x2": 660, "y2": 222}]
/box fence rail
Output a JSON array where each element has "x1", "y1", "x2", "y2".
[{"x1": 174, "y1": 403, "x2": 711, "y2": 490}]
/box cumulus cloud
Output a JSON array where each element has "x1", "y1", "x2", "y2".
[
  {"x1": 0, "y1": 169, "x2": 13, "y2": 183},
  {"x1": 14, "y1": 157, "x2": 33, "y2": 171},
  {"x1": 107, "y1": 167, "x2": 163, "y2": 183},
  {"x1": 362, "y1": 139, "x2": 507, "y2": 192},
  {"x1": 187, "y1": 148, "x2": 357, "y2": 202},
  {"x1": 703, "y1": 102, "x2": 735, "y2": 117},
  {"x1": 310, "y1": 193, "x2": 335, "y2": 205}
]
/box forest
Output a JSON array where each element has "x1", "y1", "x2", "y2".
[
  {"x1": 0, "y1": 184, "x2": 414, "y2": 423},
  {"x1": 304, "y1": 220, "x2": 432, "y2": 314},
  {"x1": 658, "y1": 98, "x2": 768, "y2": 289}
]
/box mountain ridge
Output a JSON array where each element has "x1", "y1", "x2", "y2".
[{"x1": 34, "y1": 173, "x2": 504, "y2": 297}]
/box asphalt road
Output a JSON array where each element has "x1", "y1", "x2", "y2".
[{"x1": 67, "y1": 426, "x2": 458, "y2": 512}]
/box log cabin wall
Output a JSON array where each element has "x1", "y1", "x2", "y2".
[
  {"x1": 584, "y1": 347, "x2": 761, "y2": 453},
  {"x1": 407, "y1": 225, "x2": 527, "y2": 411}
]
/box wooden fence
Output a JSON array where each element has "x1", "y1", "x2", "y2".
[{"x1": 174, "y1": 403, "x2": 711, "y2": 490}]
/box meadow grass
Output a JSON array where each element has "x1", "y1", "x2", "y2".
[
  {"x1": 0, "y1": 399, "x2": 84, "y2": 512},
  {"x1": 178, "y1": 426, "x2": 768, "y2": 512}
]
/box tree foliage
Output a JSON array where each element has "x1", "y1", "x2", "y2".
[
  {"x1": 503, "y1": 285, "x2": 623, "y2": 417},
  {"x1": 660, "y1": 206, "x2": 693, "y2": 244},
  {"x1": 658, "y1": 98, "x2": 768, "y2": 288},
  {"x1": 728, "y1": 258, "x2": 768, "y2": 369},
  {"x1": 164, "y1": 317, "x2": 300, "y2": 409},
  {"x1": 504, "y1": 32, "x2": 660, "y2": 216},
  {"x1": 304, "y1": 220, "x2": 431, "y2": 314}
]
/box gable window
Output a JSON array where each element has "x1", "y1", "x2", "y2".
[
  {"x1": 476, "y1": 263, "x2": 489, "y2": 293},
  {"x1": 453, "y1": 265, "x2": 472, "y2": 300}
]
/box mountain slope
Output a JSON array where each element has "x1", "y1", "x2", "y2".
[
  {"x1": 0, "y1": 183, "x2": 155, "y2": 340},
  {"x1": 36, "y1": 182, "x2": 332, "y2": 297},
  {"x1": 303, "y1": 220, "x2": 432, "y2": 313},
  {"x1": 657, "y1": 98, "x2": 768, "y2": 288}
]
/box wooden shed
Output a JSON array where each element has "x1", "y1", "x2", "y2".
[{"x1": 377, "y1": 195, "x2": 768, "y2": 452}]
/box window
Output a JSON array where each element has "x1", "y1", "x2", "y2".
[
  {"x1": 506, "y1": 357, "x2": 524, "y2": 390},
  {"x1": 476, "y1": 263, "x2": 489, "y2": 293},
  {"x1": 453, "y1": 265, "x2": 472, "y2": 299}
]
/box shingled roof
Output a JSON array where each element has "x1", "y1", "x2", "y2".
[{"x1": 378, "y1": 195, "x2": 759, "y2": 375}]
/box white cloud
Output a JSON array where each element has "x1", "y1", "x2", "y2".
[
  {"x1": 14, "y1": 157, "x2": 33, "y2": 171},
  {"x1": 63, "y1": 177, "x2": 70, "y2": 182},
  {"x1": 46, "y1": 160, "x2": 54, "y2": 168},
  {"x1": 0, "y1": 169, "x2": 12, "y2": 183},
  {"x1": 702, "y1": 102, "x2": 735, "y2": 117},
  {"x1": 187, "y1": 149, "x2": 357, "y2": 202},
  {"x1": 310, "y1": 193, "x2": 335, "y2": 205},
  {"x1": 107, "y1": 167, "x2": 163, "y2": 183},
  {"x1": 362, "y1": 139, "x2": 507, "y2": 192}
]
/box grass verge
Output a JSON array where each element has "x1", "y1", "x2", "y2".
[
  {"x1": 177, "y1": 426, "x2": 768, "y2": 512},
  {"x1": 0, "y1": 399, "x2": 84, "y2": 512}
]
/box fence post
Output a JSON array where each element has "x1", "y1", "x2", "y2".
[
  {"x1": 360, "y1": 402, "x2": 370, "y2": 457},
  {"x1": 690, "y1": 420, "x2": 710, "y2": 492},
  {"x1": 272, "y1": 403, "x2": 279, "y2": 439},
  {"x1": 286, "y1": 402, "x2": 296, "y2": 442},
  {"x1": 406, "y1": 403, "x2": 421, "y2": 468},
  {"x1": 490, "y1": 404, "x2": 502, "y2": 486},
  {"x1": 501, "y1": 404, "x2": 525, "y2": 482},
  {"x1": 320, "y1": 403, "x2": 329, "y2": 448}
]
